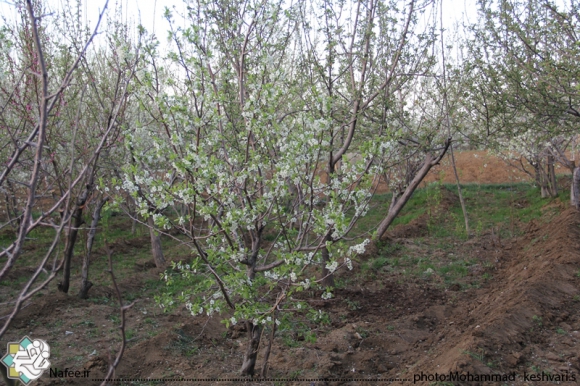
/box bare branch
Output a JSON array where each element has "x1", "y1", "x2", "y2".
[{"x1": 100, "y1": 243, "x2": 137, "y2": 386}]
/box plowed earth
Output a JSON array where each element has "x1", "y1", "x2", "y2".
[{"x1": 1, "y1": 152, "x2": 579, "y2": 386}]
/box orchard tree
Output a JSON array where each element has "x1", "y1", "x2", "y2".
[
  {"x1": 0, "y1": 2, "x2": 146, "y2": 384},
  {"x1": 463, "y1": 0, "x2": 580, "y2": 200},
  {"x1": 371, "y1": 73, "x2": 453, "y2": 239},
  {"x1": 117, "y1": 0, "x2": 355, "y2": 375},
  {"x1": 0, "y1": 0, "x2": 139, "y2": 342},
  {"x1": 0, "y1": 1, "x2": 137, "y2": 384},
  {"x1": 114, "y1": 0, "x2": 448, "y2": 377},
  {"x1": 294, "y1": 0, "x2": 452, "y2": 264}
]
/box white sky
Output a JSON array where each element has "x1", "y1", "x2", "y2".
[
  {"x1": 0, "y1": 0, "x2": 185, "y2": 40},
  {"x1": 0, "y1": 0, "x2": 478, "y2": 50}
]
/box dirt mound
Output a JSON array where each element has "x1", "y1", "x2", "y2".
[
  {"x1": 2, "y1": 266, "x2": 37, "y2": 281},
  {"x1": 426, "y1": 150, "x2": 534, "y2": 185},
  {"x1": 11, "y1": 292, "x2": 90, "y2": 329},
  {"x1": 386, "y1": 215, "x2": 429, "y2": 239},
  {"x1": 105, "y1": 316, "x2": 233, "y2": 381},
  {"x1": 373, "y1": 150, "x2": 547, "y2": 193},
  {"x1": 4, "y1": 181, "x2": 580, "y2": 385},
  {"x1": 403, "y1": 208, "x2": 580, "y2": 384}
]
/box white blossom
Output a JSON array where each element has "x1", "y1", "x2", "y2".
[
  {"x1": 325, "y1": 260, "x2": 338, "y2": 273},
  {"x1": 349, "y1": 239, "x2": 370, "y2": 255},
  {"x1": 321, "y1": 291, "x2": 333, "y2": 300}
]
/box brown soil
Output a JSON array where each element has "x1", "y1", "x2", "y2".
[
  {"x1": 401, "y1": 208, "x2": 580, "y2": 385},
  {"x1": 1, "y1": 155, "x2": 579, "y2": 386},
  {"x1": 373, "y1": 150, "x2": 571, "y2": 194},
  {"x1": 0, "y1": 209, "x2": 576, "y2": 385},
  {"x1": 426, "y1": 150, "x2": 533, "y2": 185}
]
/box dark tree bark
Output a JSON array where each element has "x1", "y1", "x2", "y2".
[
  {"x1": 241, "y1": 321, "x2": 262, "y2": 377},
  {"x1": 58, "y1": 183, "x2": 92, "y2": 293},
  {"x1": 374, "y1": 139, "x2": 451, "y2": 241},
  {"x1": 78, "y1": 197, "x2": 108, "y2": 299},
  {"x1": 260, "y1": 311, "x2": 278, "y2": 378}
]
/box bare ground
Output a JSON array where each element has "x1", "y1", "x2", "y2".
[{"x1": 1, "y1": 153, "x2": 579, "y2": 385}]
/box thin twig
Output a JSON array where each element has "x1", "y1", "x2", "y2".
[{"x1": 100, "y1": 242, "x2": 137, "y2": 386}]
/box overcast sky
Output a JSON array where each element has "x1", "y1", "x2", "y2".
[{"x1": 0, "y1": 0, "x2": 478, "y2": 49}]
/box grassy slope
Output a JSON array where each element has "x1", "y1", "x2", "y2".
[
  {"x1": 0, "y1": 179, "x2": 572, "y2": 375},
  {"x1": 360, "y1": 180, "x2": 569, "y2": 237},
  {"x1": 1, "y1": 179, "x2": 569, "y2": 299}
]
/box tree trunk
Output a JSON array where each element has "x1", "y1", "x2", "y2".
[
  {"x1": 448, "y1": 144, "x2": 470, "y2": 236},
  {"x1": 571, "y1": 167, "x2": 580, "y2": 209},
  {"x1": 321, "y1": 157, "x2": 337, "y2": 288},
  {"x1": 78, "y1": 198, "x2": 107, "y2": 299},
  {"x1": 538, "y1": 171, "x2": 549, "y2": 198},
  {"x1": 4, "y1": 179, "x2": 21, "y2": 230},
  {"x1": 547, "y1": 155, "x2": 558, "y2": 197},
  {"x1": 534, "y1": 159, "x2": 552, "y2": 198},
  {"x1": 240, "y1": 321, "x2": 262, "y2": 377},
  {"x1": 147, "y1": 216, "x2": 166, "y2": 268},
  {"x1": 58, "y1": 184, "x2": 91, "y2": 293},
  {"x1": 260, "y1": 311, "x2": 278, "y2": 378},
  {"x1": 533, "y1": 162, "x2": 544, "y2": 196},
  {"x1": 131, "y1": 213, "x2": 137, "y2": 235},
  {"x1": 320, "y1": 233, "x2": 335, "y2": 288},
  {"x1": 374, "y1": 140, "x2": 451, "y2": 240}
]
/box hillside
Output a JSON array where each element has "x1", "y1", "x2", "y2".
[{"x1": 1, "y1": 153, "x2": 579, "y2": 385}]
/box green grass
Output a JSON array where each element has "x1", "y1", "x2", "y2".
[
  {"x1": 0, "y1": 209, "x2": 154, "y2": 295},
  {"x1": 438, "y1": 260, "x2": 471, "y2": 283},
  {"x1": 126, "y1": 328, "x2": 136, "y2": 341},
  {"x1": 344, "y1": 298, "x2": 361, "y2": 310},
  {"x1": 1, "y1": 178, "x2": 572, "y2": 366},
  {"x1": 355, "y1": 326, "x2": 370, "y2": 338},
  {"x1": 351, "y1": 193, "x2": 392, "y2": 235},
  {"x1": 163, "y1": 328, "x2": 200, "y2": 357},
  {"x1": 370, "y1": 242, "x2": 477, "y2": 286},
  {"x1": 73, "y1": 319, "x2": 96, "y2": 328},
  {"x1": 352, "y1": 179, "x2": 569, "y2": 242},
  {"x1": 361, "y1": 187, "x2": 533, "y2": 288}
]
